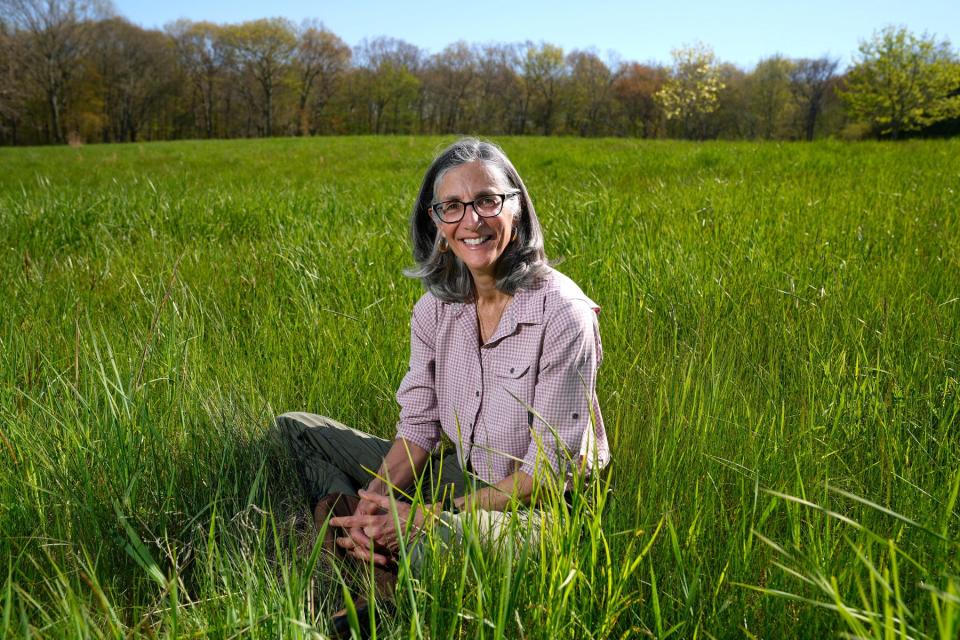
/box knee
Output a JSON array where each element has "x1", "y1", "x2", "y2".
[
  {"x1": 273, "y1": 412, "x2": 343, "y2": 450},
  {"x1": 276, "y1": 412, "x2": 338, "y2": 425},
  {"x1": 272, "y1": 412, "x2": 311, "y2": 451},
  {"x1": 273, "y1": 412, "x2": 298, "y2": 435},
  {"x1": 276, "y1": 411, "x2": 308, "y2": 425},
  {"x1": 274, "y1": 412, "x2": 322, "y2": 434}
]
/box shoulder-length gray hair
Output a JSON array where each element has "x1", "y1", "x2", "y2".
[{"x1": 404, "y1": 138, "x2": 550, "y2": 303}]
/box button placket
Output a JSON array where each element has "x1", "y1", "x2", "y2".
[{"x1": 466, "y1": 348, "x2": 485, "y2": 468}]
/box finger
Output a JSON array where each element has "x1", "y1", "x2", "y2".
[
  {"x1": 338, "y1": 528, "x2": 379, "y2": 553},
  {"x1": 347, "y1": 543, "x2": 364, "y2": 558},
  {"x1": 358, "y1": 490, "x2": 392, "y2": 508},
  {"x1": 351, "y1": 545, "x2": 389, "y2": 566},
  {"x1": 357, "y1": 492, "x2": 384, "y2": 507},
  {"x1": 355, "y1": 499, "x2": 381, "y2": 516},
  {"x1": 331, "y1": 514, "x2": 376, "y2": 528},
  {"x1": 347, "y1": 528, "x2": 372, "y2": 548},
  {"x1": 329, "y1": 515, "x2": 359, "y2": 528},
  {"x1": 348, "y1": 546, "x2": 368, "y2": 561}
]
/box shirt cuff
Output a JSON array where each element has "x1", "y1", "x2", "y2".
[{"x1": 395, "y1": 424, "x2": 440, "y2": 454}]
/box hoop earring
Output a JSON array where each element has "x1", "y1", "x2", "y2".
[{"x1": 438, "y1": 236, "x2": 449, "y2": 253}]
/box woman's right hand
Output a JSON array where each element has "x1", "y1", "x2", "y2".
[
  {"x1": 333, "y1": 438, "x2": 432, "y2": 564},
  {"x1": 337, "y1": 493, "x2": 391, "y2": 564}
]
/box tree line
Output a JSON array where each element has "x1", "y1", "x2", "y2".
[{"x1": 2, "y1": 0, "x2": 959, "y2": 146}]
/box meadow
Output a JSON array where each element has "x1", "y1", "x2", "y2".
[{"x1": 0, "y1": 136, "x2": 958, "y2": 639}]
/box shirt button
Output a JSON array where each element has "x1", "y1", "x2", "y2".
[
  {"x1": 572, "y1": 413, "x2": 579, "y2": 420},
  {"x1": 509, "y1": 367, "x2": 515, "y2": 373},
  {"x1": 475, "y1": 390, "x2": 480, "y2": 397}
]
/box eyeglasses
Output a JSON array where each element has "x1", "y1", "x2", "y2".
[{"x1": 430, "y1": 192, "x2": 520, "y2": 224}]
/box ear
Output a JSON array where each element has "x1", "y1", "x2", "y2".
[
  {"x1": 432, "y1": 218, "x2": 449, "y2": 247},
  {"x1": 511, "y1": 200, "x2": 523, "y2": 223},
  {"x1": 432, "y1": 217, "x2": 446, "y2": 242},
  {"x1": 426, "y1": 203, "x2": 442, "y2": 229}
]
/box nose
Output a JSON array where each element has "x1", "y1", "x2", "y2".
[{"x1": 461, "y1": 201, "x2": 483, "y2": 228}]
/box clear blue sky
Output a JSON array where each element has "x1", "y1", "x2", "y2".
[{"x1": 115, "y1": 0, "x2": 959, "y2": 69}]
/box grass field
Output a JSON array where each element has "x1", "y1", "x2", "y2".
[{"x1": 1, "y1": 136, "x2": 959, "y2": 639}]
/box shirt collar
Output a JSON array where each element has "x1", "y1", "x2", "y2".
[
  {"x1": 509, "y1": 282, "x2": 545, "y2": 326},
  {"x1": 447, "y1": 280, "x2": 546, "y2": 345}
]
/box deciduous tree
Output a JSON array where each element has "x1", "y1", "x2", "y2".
[
  {"x1": 0, "y1": 19, "x2": 28, "y2": 143},
  {"x1": 712, "y1": 63, "x2": 749, "y2": 138},
  {"x1": 167, "y1": 19, "x2": 231, "y2": 138},
  {"x1": 612, "y1": 62, "x2": 666, "y2": 137},
  {"x1": 841, "y1": 26, "x2": 960, "y2": 138},
  {"x1": 474, "y1": 43, "x2": 523, "y2": 134},
  {"x1": 87, "y1": 18, "x2": 174, "y2": 142},
  {"x1": 222, "y1": 17, "x2": 296, "y2": 137},
  {"x1": 790, "y1": 57, "x2": 839, "y2": 140},
  {"x1": 564, "y1": 49, "x2": 616, "y2": 136},
  {"x1": 656, "y1": 42, "x2": 725, "y2": 139},
  {"x1": 748, "y1": 55, "x2": 796, "y2": 139},
  {"x1": 523, "y1": 42, "x2": 564, "y2": 135},
  {"x1": 293, "y1": 20, "x2": 349, "y2": 135},
  {"x1": 352, "y1": 37, "x2": 421, "y2": 134},
  {"x1": 1, "y1": 0, "x2": 113, "y2": 142},
  {"x1": 422, "y1": 41, "x2": 479, "y2": 133}
]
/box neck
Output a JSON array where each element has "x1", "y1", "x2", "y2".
[{"x1": 471, "y1": 272, "x2": 505, "y2": 306}]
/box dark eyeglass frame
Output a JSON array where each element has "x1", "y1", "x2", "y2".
[{"x1": 430, "y1": 191, "x2": 521, "y2": 223}]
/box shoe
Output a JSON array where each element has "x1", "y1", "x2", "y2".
[
  {"x1": 329, "y1": 600, "x2": 371, "y2": 639},
  {"x1": 329, "y1": 598, "x2": 396, "y2": 640}
]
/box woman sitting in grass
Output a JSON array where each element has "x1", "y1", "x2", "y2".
[{"x1": 276, "y1": 137, "x2": 609, "y2": 636}]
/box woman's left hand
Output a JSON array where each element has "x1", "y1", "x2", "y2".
[{"x1": 330, "y1": 490, "x2": 427, "y2": 565}]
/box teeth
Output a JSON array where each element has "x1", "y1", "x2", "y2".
[{"x1": 463, "y1": 237, "x2": 490, "y2": 246}]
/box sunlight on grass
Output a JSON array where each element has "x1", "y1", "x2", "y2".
[{"x1": 0, "y1": 137, "x2": 958, "y2": 638}]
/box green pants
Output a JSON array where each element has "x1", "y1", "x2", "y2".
[
  {"x1": 275, "y1": 411, "x2": 479, "y2": 509},
  {"x1": 275, "y1": 412, "x2": 545, "y2": 570}
]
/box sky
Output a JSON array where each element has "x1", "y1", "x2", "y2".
[{"x1": 115, "y1": 0, "x2": 959, "y2": 69}]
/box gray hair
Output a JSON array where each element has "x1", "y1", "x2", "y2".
[{"x1": 404, "y1": 138, "x2": 550, "y2": 302}]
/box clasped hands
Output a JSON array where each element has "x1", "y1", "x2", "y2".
[{"x1": 329, "y1": 489, "x2": 432, "y2": 567}]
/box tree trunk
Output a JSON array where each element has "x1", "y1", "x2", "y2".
[
  {"x1": 805, "y1": 102, "x2": 818, "y2": 141},
  {"x1": 264, "y1": 81, "x2": 273, "y2": 137},
  {"x1": 297, "y1": 89, "x2": 309, "y2": 136},
  {"x1": 48, "y1": 88, "x2": 64, "y2": 144}
]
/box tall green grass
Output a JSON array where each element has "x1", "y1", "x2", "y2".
[{"x1": 0, "y1": 137, "x2": 958, "y2": 638}]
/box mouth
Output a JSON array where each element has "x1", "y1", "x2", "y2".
[{"x1": 460, "y1": 235, "x2": 494, "y2": 247}]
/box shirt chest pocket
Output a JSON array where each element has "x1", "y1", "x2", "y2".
[
  {"x1": 496, "y1": 362, "x2": 531, "y2": 379},
  {"x1": 490, "y1": 358, "x2": 536, "y2": 411}
]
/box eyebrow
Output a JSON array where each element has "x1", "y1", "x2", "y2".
[{"x1": 437, "y1": 188, "x2": 502, "y2": 202}]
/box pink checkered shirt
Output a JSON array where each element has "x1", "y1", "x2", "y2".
[{"x1": 395, "y1": 269, "x2": 609, "y2": 486}]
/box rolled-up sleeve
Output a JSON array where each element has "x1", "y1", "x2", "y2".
[
  {"x1": 395, "y1": 294, "x2": 442, "y2": 452},
  {"x1": 521, "y1": 298, "x2": 601, "y2": 480}
]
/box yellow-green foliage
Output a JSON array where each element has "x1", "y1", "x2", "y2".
[
  {"x1": 842, "y1": 26, "x2": 960, "y2": 138},
  {"x1": 655, "y1": 43, "x2": 726, "y2": 139}
]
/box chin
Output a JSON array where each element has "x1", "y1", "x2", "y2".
[{"x1": 461, "y1": 257, "x2": 498, "y2": 277}]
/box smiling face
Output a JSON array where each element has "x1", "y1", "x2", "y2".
[{"x1": 433, "y1": 161, "x2": 520, "y2": 281}]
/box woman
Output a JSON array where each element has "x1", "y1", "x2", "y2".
[{"x1": 277, "y1": 137, "x2": 609, "y2": 634}]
